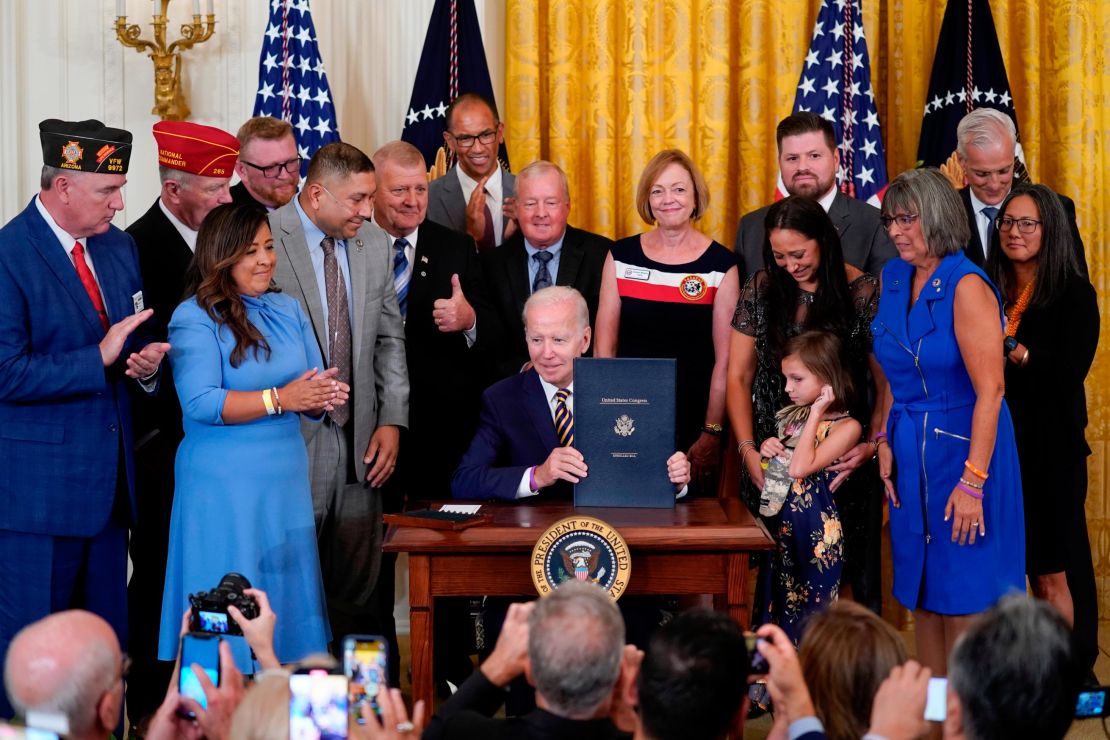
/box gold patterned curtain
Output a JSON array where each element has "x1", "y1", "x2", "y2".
[{"x1": 506, "y1": 0, "x2": 1110, "y2": 614}]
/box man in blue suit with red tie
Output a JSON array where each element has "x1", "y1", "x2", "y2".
[{"x1": 0, "y1": 119, "x2": 169, "y2": 718}]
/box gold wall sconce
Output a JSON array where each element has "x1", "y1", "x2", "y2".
[{"x1": 115, "y1": 0, "x2": 217, "y2": 121}]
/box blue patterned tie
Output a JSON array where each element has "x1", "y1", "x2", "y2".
[
  {"x1": 982, "y1": 206, "x2": 998, "y2": 258},
  {"x1": 554, "y1": 388, "x2": 574, "y2": 447},
  {"x1": 532, "y1": 250, "x2": 554, "y2": 293},
  {"x1": 393, "y1": 237, "x2": 410, "y2": 318}
]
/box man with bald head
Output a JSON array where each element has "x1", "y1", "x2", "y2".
[
  {"x1": 955, "y1": 107, "x2": 1087, "y2": 275},
  {"x1": 4, "y1": 611, "x2": 124, "y2": 739}
]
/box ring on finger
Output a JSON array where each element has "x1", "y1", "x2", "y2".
[{"x1": 396, "y1": 721, "x2": 415, "y2": 733}]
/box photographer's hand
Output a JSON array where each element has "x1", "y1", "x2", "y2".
[
  {"x1": 228, "y1": 587, "x2": 279, "y2": 669},
  {"x1": 190, "y1": 640, "x2": 245, "y2": 740}
]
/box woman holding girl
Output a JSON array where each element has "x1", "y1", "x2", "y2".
[{"x1": 727, "y1": 196, "x2": 886, "y2": 620}]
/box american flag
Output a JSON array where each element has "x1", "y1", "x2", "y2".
[
  {"x1": 785, "y1": 0, "x2": 888, "y2": 206},
  {"x1": 253, "y1": 0, "x2": 340, "y2": 175}
]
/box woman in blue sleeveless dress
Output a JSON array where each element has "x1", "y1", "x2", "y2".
[
  {"x1": 871, "y1": 169, "x2": 1024, "y2": 678},
  {"x1": 158, "y1": 203, "x2": 348, "y2": 667}
]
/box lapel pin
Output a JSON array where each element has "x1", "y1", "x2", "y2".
[
  {"x1": 420, "y1": 271, "x2": 427, "y2": 277},
  {"x1": 355, "y1": 239, "x2": 364, "y2": 251},
  {"x1": 421, "y1": 255, "x2": 429, "y2": 264},
  {"x1": 932, "y1": 278, "x2": 941, "y2": 289}
]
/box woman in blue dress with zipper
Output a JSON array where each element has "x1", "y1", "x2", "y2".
[
  {"x1": 870, "y1": 169, "x2": 1024, "y2": 679},
  {"x1": 158, "y1": 203, "x2": 348, "y2": 666}
]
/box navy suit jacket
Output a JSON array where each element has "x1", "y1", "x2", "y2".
[
  {"x1": 0, "y1": 198, "x2": 147, "y2": 536},
  {"x1": 452, "y1": 369, "x2": 571, "y2": 501}
]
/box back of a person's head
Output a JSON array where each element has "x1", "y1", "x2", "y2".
[
  {"x1": 798, "y1": 602, "x2": 908, "y2": 740},
  {"x1": 3, "y1": 611, "x2": 120, "y2": 740},
  {"x1": 637, "y1": 609, "x2": 748, "y2": 740},
  {"x1": 229, "y1": 671, "x2": 290, "y2": 740},
  {"x1": 527, "y1": 581, "x2": 625, "y2": 719},
  {"x1": 949, "y1": 596, "x2": 1081, "y2": 740}
]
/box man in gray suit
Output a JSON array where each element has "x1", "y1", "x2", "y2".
[
  {"x1": 427, "y1": 93, "x2": 517, "y2": 250},
  {"x1": 734, "y1": 111, "x2": 896, "y2": 283},
  {"x1": 268, "y1": 142, "x2": 409, "y2": 645}
]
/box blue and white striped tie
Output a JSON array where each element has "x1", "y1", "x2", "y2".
[{"x1": 393, "y1": 237, "x2": 410, "y2": 318}]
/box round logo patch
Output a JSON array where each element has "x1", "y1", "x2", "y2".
[
  {"x1": 61, "y1": 140, "x2": 84, "y2": 167},
  {"x1": 531, "y1": 516, "x2": 630, "y2": 600},
  {"x1": 679, "y1": 274, "x2": 707, "y2": 300}
]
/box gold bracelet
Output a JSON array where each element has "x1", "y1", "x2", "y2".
[
  {"x1": 1020, "y1": 347, "x2": 1030, "y2": 367},
  {"x1": 261, "y1": 389, "x2": 275, "y2": 415},
  {"x1": 270, "y1": 387, "x2": 284, "y2": 415}
]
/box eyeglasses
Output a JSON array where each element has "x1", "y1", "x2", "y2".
[
  {"x1": 447, "y1": 129, "x2": 498, "y2": 149},
  {"x1": 239, "y1": 157, "x2": 302, "y2": 179},
  {"x1": 996, "y1": 216, "x2": 1041, "y2": 234},
  {"x1": 880, "y1": 213, "x2": 920, "y2": 230}
]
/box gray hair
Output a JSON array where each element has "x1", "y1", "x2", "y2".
[
  {"x1": 956, "y1": 108, "x2": 1017, "y2": 159},
  {"x1": 527, "y1": 581, "x2": 625, "y2": 718},
  {"x1": 372, "y1": 140, "x2": 426, "y2": 172},
  {"x1": 159, "y1": 165, "x2": 197, "y2": 186},
  {"x1": 881, "y1": 168, "x2": 969, "y2": 257},
  {"x1": 516, "y1": 160, "x2": 571, "y2": 202},
  {"x1": 522, "y1": 286, "x2": 589, "y2": 333},
  {"x1": 40, "y1": 165, "x2": 79, "y2": 191},
  {"x1": 4, "y1": 634, "x2": 118, "y2": 737},
  {"x1": 229, "y1": 671, "x2": 291, "y2": 740},
  {"x1": 949, "y1": 596, "x2": 1081, "y2": 740}
]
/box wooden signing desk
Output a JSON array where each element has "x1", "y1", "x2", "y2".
[{"x1": 383, "y1": 498, "x2": 774, "y2": 709}]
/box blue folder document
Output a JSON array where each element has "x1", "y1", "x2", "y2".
[{"x1": 572, "y1": 357, "x2": 676, "y2": 508}]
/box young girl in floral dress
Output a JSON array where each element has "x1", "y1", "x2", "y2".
[{"x1": 759, "y1": 330, "x2": 861, "y2": 642}]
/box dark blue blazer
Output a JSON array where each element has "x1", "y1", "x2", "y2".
[
  {"x1": 452, "y1": 368, "x2": 570, "y2": 501},
  {"x1": 0, "y1": 198, "x2": 146, "y2": 536}
]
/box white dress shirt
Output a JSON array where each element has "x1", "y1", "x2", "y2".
[{"x1": 158, "y1": 198, "x2": 198, "y2": 252}]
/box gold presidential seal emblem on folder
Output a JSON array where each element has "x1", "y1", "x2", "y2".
[{"x1": 531, "y1": 516, "x2": 630, "y2": 600}]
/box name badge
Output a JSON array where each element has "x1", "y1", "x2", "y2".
[
  {"x1": 622, "y1": 267, "x2": 650, "y2": 281},
  {"x1": 132, "y1": 290, "x2": 144, "y2": 313}
]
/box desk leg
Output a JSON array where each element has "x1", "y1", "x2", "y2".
[
  {"x1": 715, "y1": 553, "x2": 751, "y2": 629},
  {"x1": 408, "y1": 555, "x2": 434, "y2": 710}
]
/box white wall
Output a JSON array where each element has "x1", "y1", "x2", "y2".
[{"x1": 0, "y1": 0, "x2": 505, "y2": 225}]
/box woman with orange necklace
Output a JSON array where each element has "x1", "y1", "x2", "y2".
[{"x1": 987, "y1": 183, "x2": 1100, "y2": 675}]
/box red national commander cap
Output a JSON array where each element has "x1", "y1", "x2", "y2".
[{"x1": 153, "y1": 121, "x2": 238, "y2": 178}]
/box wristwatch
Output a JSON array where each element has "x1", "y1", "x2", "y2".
[{"x1": 1003, "y1": 336, "x2": 1018, "y2": 355}]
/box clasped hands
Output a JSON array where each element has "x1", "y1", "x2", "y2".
[
  {"x1": 280, "y1": 367, "x2": 350, "y2": 414},
  {"x1": 98, "y1": 308, "x2": 171, "y2": 379},
  {"x1": 465, "y1": 171, "x2": 518, "y2": 244}
]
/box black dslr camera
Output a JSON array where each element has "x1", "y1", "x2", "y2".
[{"x1": 188, "y1": 572, "x2": 259, "y2": 636}]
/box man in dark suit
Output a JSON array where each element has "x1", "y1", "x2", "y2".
[
  {"x1": 230, "y1": 116, "x2": 300, "y2": 212},
  {"x1": 483, "y1": 160, "x2": 612, "y2": 378},
  {"x1": 955, "y1": 107, "x2": 1087, "y2": 276},
  {"x1": 427, "y1": 93, "x2": 517, "y2": 250},
  {"x1": 422, "y1": 583, "x2": 635, "y2": 740},
  {"x1": 734, "y1": 111, "x2": 896, "y2": 283},
  {"x1": 370, "y1": 140, "x2": 493, "y2": 689},
  {"x1": 124, "y1": 120, "x2": 237, "y2": 726},
  {"x1": 453, "y1": 286, "x2": 690, "y2": 502},
  {"x1": 269, "y1": 142, "x2": 409, "y2": 651},
  {"x1": 0, "y1": 119, "x2": 169, "y2": 719}
]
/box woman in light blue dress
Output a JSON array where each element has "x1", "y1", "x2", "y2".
[{"x1": 158, "y1": 203, "x2": 348, "y2": 666}]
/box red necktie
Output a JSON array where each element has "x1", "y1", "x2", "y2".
[{"x1": 72, "y1": 242, "x2": 109, "y2": 330}]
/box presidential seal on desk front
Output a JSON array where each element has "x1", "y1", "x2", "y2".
[{"x1": 531, "y1": 516, "x2": 631, "y2": 600}]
